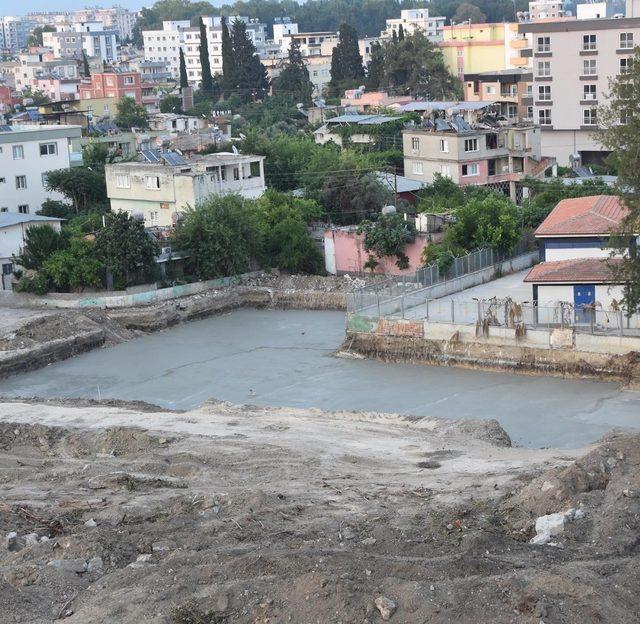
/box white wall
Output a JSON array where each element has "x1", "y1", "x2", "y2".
[
  {"x1": 0, "y1": 220, "x2": 62, "y2": 264},
  {"x1": 544, "y1": 246, "x2": 611, "y2": 261},
  {"x1": 537, "y1": 284, "x2": 575, "y2": 304}
]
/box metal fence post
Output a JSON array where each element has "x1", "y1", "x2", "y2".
[
  {"x1": 619, "y1": 310, "x2": 624, "y2": 337},
  {"x1": 376, "y1": 292, "x2": 381, "y2": 318},
  {"x1": 590, "y1": 307, "x2": 595, "y2": 334},
  {"x1": 451, "y1": 299, "x2": 455, "y2": 324},
  {"x1": 477, "y1": 300, "x2": 482, "y2": 325},
  {"x1": 426, "y1": 298, "x2": 430, "y2": 321}
]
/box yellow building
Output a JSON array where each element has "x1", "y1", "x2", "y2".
[{"x1": 439, "y1": 23, "x2": 531, "y2": 79}]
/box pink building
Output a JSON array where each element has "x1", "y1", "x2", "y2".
[
  {"x1": 324, "y1": 227, "x2": 432, "y2": 276},
  {"x1": 80, "y1": 72, "x2": 143, "y2": 105},
  {"x1": 34, "y1": 77, "x2": 80, "y2": 102}
]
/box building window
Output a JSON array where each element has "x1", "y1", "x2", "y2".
[
  {"x1": 250, "y1": 161, "x2": 261, "y2": 177},
  {"x1": 439, "y1": 164, "x2": 451, "y2": 178},
  {"x1": 461, "y1": 163, "x2": 479, "y2": 177},
  {"x1": 149, "y1": 211, "x2": 158, "y2": 221},
  {"x1": 583, "y1": 59, "x2": 597, "y2": 76},
  {"x1": 18, "y1": 204, "x2": 29, "y2": 214},
  {"x1": 464, "y1": 138, "x2": 478, "y2": 152},
  {"x1": 620, "y1": 32, "x2": 633, "y2": 49},
  {"x1": 582, "y1": 34, "x2": 596, "y2": 51},
  {"x1": 536, "y1": 36, "x2": 550, "y2": 52},
  {"x1": 41, "y1": 173, "x2": 49, "y2": 187},
  {"x1": 145, "y1": 175, "x2": 160, "y2": 190},
  {"x1": 12, "y1": 145, "x2": 24, "y2": 159},
  {"x1": 412, "y1": 161, "x2": 423, "y2": 175},
  {"x1": 538, "y1": 85, "x2": 551, "y2": 101},
  {"x1": 583, "y1": 84, "x2": 597, "y2": 100},
  {"x1": 439, "y1": 139, "x2": 449, "y2": 153},
  {"x1": 583, "y1": 108, "x2": 597, "y2": 126},
  {"x1": 15, "y1": 175, "x2": 27, "y2": 189},
  {"x1": 485, "y1": 85, "x2": 495, "y2": 94},
  {"x1": 116, "y1": 174, "x2": 130, "y2": 188},
  {"x1": 411, "y1": 137, "x2": 420, "y2": 150},
  {"x1": 0, "y1": 207, "x2": 7, "y2": 212},
  {"x1": 233, "y1": 167, "x2": 240, "y2": 181},
  {"x1": 538, "y1": 109, "x2": 552, "y2": 125},
  {"x1": 39, "y1": 143, "x2": 57, "y2": 156},
  {"x1": 620, "y1": 57, "x2": 632, "y2": 74},
  {"x1": 124, "y1": 76, "x2": 135, "y2": 84},
  {"x1": 537, "y1": 60, "x2": 550, "y2": 77}
]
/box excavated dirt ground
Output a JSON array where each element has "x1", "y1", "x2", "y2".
[{"x1": 0, "y1": 399, "x2": 639, "y2": 624}]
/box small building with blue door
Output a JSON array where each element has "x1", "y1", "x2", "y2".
[{"x1": 524, "y1": 195, "x2": 630, "y2": 315}]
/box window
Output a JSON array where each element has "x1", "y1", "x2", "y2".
[
  {"x1": 12, "y1": 145, "x2": 24, "y2": 159},
  {"x1": 537, "y1": 60, "x2": 550, "y2": 77},
  {"x1": 538, "y1": 109, "x2": 552, "y2": 125},
  {"x1": 18, "y1": 205, "x2": 29, "y2": 214},
  {"x1": 15, "y1": 175, "x2": 27, "y2": 189},
  {"x1": 464, "y1": 138, "x2": 478, "y2": 152},
  {"x1": 538, "y1": 85, "x2": 551, "y2": 101},
  {"x1": 411, "y1": 137, "x2": 420, "y2": 150},
  {"x1": 461, "y1": 163, "x2": 479, "y2": 177},
  {"x1": 620, "y1": 32, "x2": 633, "y2": 49},
  {"x1": 583, "y1": 84, "x2": 597, "y2": 100},
  {"x1": 124, "y1": 76, "x2": 135, "y2": 84},
  {"x1": 0, "y1": 207, "x2": 7, "y2": 213},
  {"x1": 149, "y1": 211, "x2": 159, "y2": 221},
  {"x1": 620, "y1": 57, "x2": 632, "y2": 74},
  {"x1": 439, "y1": 139, "x2": 449, "y2": 153},
  {"x1": 41, "y1": 173, "x2": 49, "y2": 187},
  {"x1": 583, "y1": 108, "x2": 597, "y2": 126},
  {"x1": 145, "y1": 175, "x2": 160, "y2": 190},
  {"x1": 39, "y1": 143, "x2": 57, "y2": 156},
  {"x1": 583, "y1": 59, "x2": 597, "y2": 75},
  {"x1": 412, "y1": 161, "x2": 423, "y2": 175},
  {"x1": 250, "y1": 161, "x2": 260, "y2": 177},
  {"x1": 485, "y1": 85, "x2": 495, "y2": 94},
  {"x1": 439, "y1": 164, "x2": 451, "y2": 178},
  {"x1": 0, "y1": 177, "x2": 5, "y2": 183},
  {"x1": 116, "y1": 174, "x2": 130, "y2": 188},
  {"x1": 536, "y1": 36, "x2": 550, "y2": 52},
  {"x1": 233, "y1": 167, "x2": 240, "y2": 181},
  {"x1": 582, "y1": 34, "x2": 596, "y2": 51}
]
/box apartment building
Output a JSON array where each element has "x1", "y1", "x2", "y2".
[
  {"x1": 80, "y1": 72, "x2": 144, "y2": 106},
  {"x1": 381, "y1": 9, "x2": 446, "y2": 41},
  {"x1": 402, "y1": 103, "x2": 554, "y2": 201},
  {"x1": 0, "y1": 124, "x2": 82, "y2": 215},
  {"x1": 273, "y1": 18, "x2": 298, "y2": 54},
  {"x1": 439, "y1": 23, "x2": 531, "y2": 79},
  {"x1": 43, "y1": 22, "x2": 119, "y2": 63},
  {"x1": 71, "y1": 7, "x2": 138, "y2": 40},
  {"x1": 463, "y1": 69, "x2": 533, "y2": 121},
  {"x1": 527, "y1": 0, "x2": 566, "y2": 20},
  {"x1": 1, "y1": 16, "x2": 34, "y2": 53},
  {"x1": 519, "y1": 12, "x2": 640, "y2": 164},
  {"x1": 105, "y1": 151, "x2": 266, "y2": 227},
  {"x1": 13, "y1": 51, "x2": 79, "y2": 92},
  {"x1": 279, "y1": 31, "x2": 339, "y2": 58}
]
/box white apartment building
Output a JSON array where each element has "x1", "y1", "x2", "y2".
[
  {"x1": 143, "y1": 17, "x2": 267, "y2": 85},
  {"x1": 42, "y1": 22, "x2": 119, "y2": 63},
  {"x1": 13, "y1": 51, "x2": 78, "y2": 92},
  {"x1": 105, "y1": 151, "x2": 266, "y2": 227},
  {"x1": 519, "y1": 12, "x2": 640, "y2": 164},
  {"x1": 0, "y1": 125, "x2": 82, "y2": 216},
  {"x1": 1, "y1": 16, "x2": 34, "y2": 53},
  {"x1": 527, "y1": 1, "x2": 566, "y2": 20},
  {"x1": 273, "y1": 18, "x2": 298, "y2": 54},
  {"x1": 381, "y1": 9, "x2": 446, "y2": 42},
  {"x1": 72, "y1": 7, "x2": 138, "y2": 40}
]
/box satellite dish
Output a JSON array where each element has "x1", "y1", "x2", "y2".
[{"x1": 231, "y1": 145, "x2": 239, "y2": 154}]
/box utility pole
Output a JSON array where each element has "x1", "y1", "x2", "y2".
[{"x1": 393, "y1": 166, "x2": 398, "y2": 206}]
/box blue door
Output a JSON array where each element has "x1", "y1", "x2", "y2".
[{"x1": 574, "y1": 285, "x2": 595, "y2": 323}]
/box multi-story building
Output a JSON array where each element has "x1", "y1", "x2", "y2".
[
  {"x1": 79, "y1": 71, "x2": 143, "y2": 106},
  {"x1": 402, "y1": 103, "x2": 555, "y2": 201},
  {"x1": 42, "y1": 22, "x2": 118, "y2": 63},
  {"x1": 72, "y1": 6, "x2": 138, "y2": 40},
  {"x1": 439, "y1": 23, "x2": 531, "y2": 79},
  {"x1": 463, "y1": 69, "x2": 533, "y2": 121},
  {"x1": 0, "y1": 124, "x2": 82, "y2": 215},
  {"x1": 1, "y1": 16, "x2": 34, "y2": 53},
  {"x1": 518, "y1": 5, "x2": 640, "y2": 164},
  {"x1": 13, "y1": 50, "x2": 79, "y2": 93},
  {"x1": 527, "y1": 0, "x2": 566, "y2": 20},
  {"x1": 273, "y1": 18, "x2": 298, "y2": 54},
  {"x1": 381, "y1": 9, "x2": 446, "y2": 41},
  {"x1": 105, "y1": 151, "x2": 266, "y2": 227}
]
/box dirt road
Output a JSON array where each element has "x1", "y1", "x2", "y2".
[{"x1": 0, "y1": 399, "x2": 638, "y2": 623}]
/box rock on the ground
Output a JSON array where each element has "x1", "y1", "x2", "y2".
[{"x1": 375, "y1": 596, "x2": 397, "y2": 620}]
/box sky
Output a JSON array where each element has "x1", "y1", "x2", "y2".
[{"x1": 3, "y1": 1, "x2": 155, "y2": 13}]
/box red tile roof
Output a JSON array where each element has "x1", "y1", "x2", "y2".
[
  {"x1": 535, "y1": 195, "x2": 628, "y2": 237},
  {"x1": 524, "y1": 258, "x2": 622, "y2": 284}
]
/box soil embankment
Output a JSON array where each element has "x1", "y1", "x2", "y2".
[{"x1": 0, "y1": 399, "x2": 638, "y2": 623}]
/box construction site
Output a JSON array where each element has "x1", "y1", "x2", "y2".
[{"x1": 0, "y1": 274, "x2": 639, "y2": 623}]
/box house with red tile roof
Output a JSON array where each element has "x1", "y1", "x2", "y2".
[{"x1": 524, "y1": 195, "x2": 632, "y2": 316}]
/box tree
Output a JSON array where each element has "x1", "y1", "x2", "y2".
[
  {"x1": 453, "y1": 2, "x2": 487, "y2": 23},
  {"x1": 28, "y1": 25, "x2": 55, "y2": 47},
  {"x1": 228, "y1": 19, "x2": 270, "y2": 102},
  {"x1": 256, "y1": 190, "x2": 323, "y2": 273},
  {"x1": 179, "y1": 47, "x2": 188, "y2": 89},
  {"x1": 199, "y1": 17, "x2": 214, "y2": 95},
  {"x1": 398, "y1": 24, "x2": 405, "y2": 41},
  {"x1": 358, "y1": 212, "x2": 416, "y2": 269},
  {"x1": 41, "y1": 239, "x2": 104, "y2": 292},
  {"x1": 329, "y1": 23, "x2": 365, "y2": 95},
  {"x1": 273, "y1": 38, "x2": 313, "y2": 105},
  {"x1": 45, "y1": 167, "x2": 108, "y2": 213},
  {"x1": 365, "y1": 42, "x2": 385, "y2": 91},
  {"x1": 160, "y1": 94, "x2": 184, "y2": 113},
  {"x1": 21, "y1": 88, "x2": 50, "y2": 106},
  {"x1": 173, "y1": 195, "x2": 263, "y2": 279},
  {"x1": 115, "y1": 95, "x2": 148, "y2": 129},
  {"x1": 599, "y1": 46, "x2": 640, "y2": 312},
  {"x1": 38, "y1": 199, "x2": 75, "y2": 220},
  {"x1": 221, "y1": 16, "x2": 234, "y2": 97},
  {"x1": 82, "y1": 51, "x2": 91, "y2": 78},
  {"x1": 15, "y1": 225, "x2": 67, "y2": 270},
  {"x1": 94, "y1": 212, "x2": 159, "y2": 289}
]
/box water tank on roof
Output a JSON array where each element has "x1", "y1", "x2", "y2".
[{"x1": 381, "y1": 205, "x2": 396, "y2": 215}]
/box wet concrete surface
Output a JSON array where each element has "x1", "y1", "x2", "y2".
[{"x1": 0, "y1": 309, "x2": 638, "y2": 449}]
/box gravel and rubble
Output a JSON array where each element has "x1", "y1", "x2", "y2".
[{"x1": 0, "y1": 399, "x2": 639, "y2": 623}]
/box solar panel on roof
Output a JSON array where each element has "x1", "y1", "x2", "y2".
[
  {"x1": 0, "y1": 125, "x2": 12, "y2": 132},
  {"x1": 162, "y1": 151, "x2": 188, "y2": 166},
  {"x1": 141, "y1": 150, "x2": 161, "y2": 163},
  {"x1": 434, "y1": 118, "x2": 450, "y2": 132}
]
